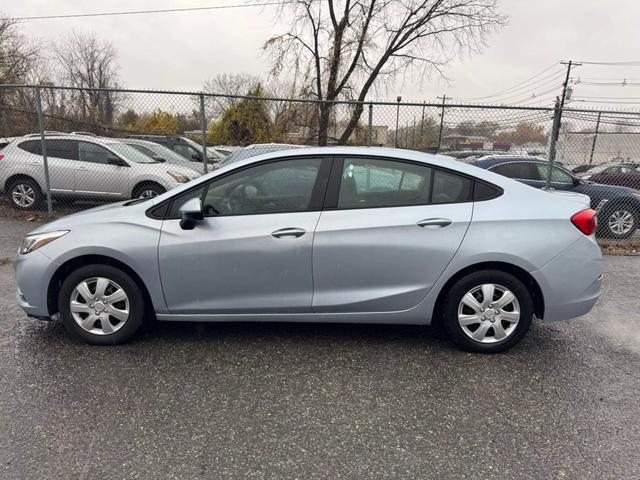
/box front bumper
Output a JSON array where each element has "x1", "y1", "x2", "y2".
[
  {"x1": 13, "y1": 250, "x2": 57, "y2": 318},
  {"x1": 531, "y1": 235, "x2": 603, "y2": 322}
]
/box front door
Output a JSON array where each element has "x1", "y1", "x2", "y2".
[
  {"x1": 158, "y1": 156, "x2": 331, "y2": 314},
  {"x1": 76, "y1": 141, "x2": 128, "y2": 196},
  {"x1": 312, "y1": 156, "x2": 473, "y2": 313}
]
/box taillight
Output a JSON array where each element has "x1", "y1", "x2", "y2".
[
  {"x1": 571, "y1": 209, "x2": 598, "y2": 235},
  {"x1": 0, "y1": 154, "x2": 4, "y2": 161}
]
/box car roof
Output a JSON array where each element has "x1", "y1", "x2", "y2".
[{"x1": 471, "y1": 155, "x2": 550, "y2": 169}]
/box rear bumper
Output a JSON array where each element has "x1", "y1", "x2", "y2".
[{"x1": 531, "y1": 235, "x2": 603, "y2": 322}]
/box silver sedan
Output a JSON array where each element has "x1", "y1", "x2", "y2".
[{"x1": 13, "y1": 147, "x2": 602, "y2": 353}]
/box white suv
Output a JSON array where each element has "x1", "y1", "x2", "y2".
[{"x1": 0, "y1": 135, "x2": 201, "y2": 210}]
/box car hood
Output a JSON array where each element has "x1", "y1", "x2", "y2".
[
  {"x1": 26, "y1": 199, "x2": 154, "y2": 236},
  {"x1": 132, "y1": 162, "x2": 201, "y2": 179},
  {"x1": 580, "y1": 180, "x2": 640, "y2": 196}
]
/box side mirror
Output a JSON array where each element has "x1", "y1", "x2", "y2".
[
  {"x1": 191, "y1": 152, "x2": 202, "y2": 161},
  {"x1": 573, "y1": 177, "x2": 581, "y2": 187},
  {"x1": 108, "y1": 156, "x2": 128, "y2": 167},
  {"x1": 179, "y1": 197, "x2": 204, "y2": 230}
]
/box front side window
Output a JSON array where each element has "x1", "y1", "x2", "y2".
[
  {"x1": 78, "y1": 141, "x2": 113, "y2": 164},
  {"x1": 535, "y1": 164, "x2": 574, "y2": 184},
  {"x1": 201, "y1": 158, "x2": 323, "y2": 216},
  {"x1": 338, "y1": 158, "x2": 432, "y2": 209}
]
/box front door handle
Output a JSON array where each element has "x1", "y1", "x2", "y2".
[
  {"x1": 417, "y1": 218, "x2": 452, "y2": 229},
  {"x1": 271, "y1": 227, "x2": 306, "y2": 239}
]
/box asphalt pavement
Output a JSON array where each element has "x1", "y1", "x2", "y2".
[{"x1": 0, "y1": 226, "x2": 639, "y2": 479}]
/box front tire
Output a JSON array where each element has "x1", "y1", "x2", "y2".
[
  {"x1": 58, "y1": 264, "x2": 145, "y2": 345},
  {"x1": 132, "y1": 183, "x2": 166, "y2": 199},
  {"x1": 442, "y1": 270, "x2": 533, "y2": 353}
]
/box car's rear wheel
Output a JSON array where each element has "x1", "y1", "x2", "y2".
[
  {"x1": 598, "y1": 206, "x2": 636, "y2": 240},
  {"x1": 7, "y1": 177, "x2": 43, "y2": 210},
  {"x1": 132, "y1": 183, "x2": 166, "y2": 199},
  {"x1": 58, "y1": 264, "x2": 145, "y2": 345},
  {"x1": 442, "y1": 270, "x2": 533, "y2": 353}
]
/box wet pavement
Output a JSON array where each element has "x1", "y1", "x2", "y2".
[{"x1": 0, "y1": 231, "x2": 638, "y2": 479}]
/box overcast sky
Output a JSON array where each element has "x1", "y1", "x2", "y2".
[{"x1": 4, "y1": 0, "x2": 640, "y2": 107}]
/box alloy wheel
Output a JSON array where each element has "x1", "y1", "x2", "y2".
[
  {"x1": 457, "y1": 283, "x2": 521, "y2": 344},
  {"x1": 70, "y1": 277, "x2": 130, "y2": 335},
  {"x1": 139, "y1": 189, "x2": 159, "y2": 198},
  {"x1": 12, "y1": 183, "x2": 36, "y2": 208},
  {"x1": 608, "y1": 210, "x2": 634, "y2": 236}
]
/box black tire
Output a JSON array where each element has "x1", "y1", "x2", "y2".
[
  {"x1": 442, "y1": 270, "x2": 533, "y2": 353},
  {"x1": 6, "y1": 177, "x2": 43, "y2": 211},
  {"x1": 58, "y1": 264, "x2": 145, "y2": 345},
  {"x1": 132, "y1": 183, "x2": 166, "y2": 199},
  {"x1": 597, "y1": 205, "x2": 637, "y2": 240}
]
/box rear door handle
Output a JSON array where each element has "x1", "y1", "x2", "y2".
[
  {"x1": 271, "y1": 227, "x2": 306, "y2": 239},
  {"x1": 417, "y1": 218, "x2": 452, "y2": 229}
]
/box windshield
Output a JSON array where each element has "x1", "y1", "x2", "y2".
[
  {"x1": 107, "y1": 143, "x2": 160, "y2": 164},
  {"x1": 143, "y1": 142, "x2": 192, "y2": 164}
]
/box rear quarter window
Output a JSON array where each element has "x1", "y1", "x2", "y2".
[{"x1": 17, "y1": 140, "x2": 42, "y2": 155}]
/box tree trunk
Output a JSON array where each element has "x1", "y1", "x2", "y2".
[
  {"x1": 338, "y1": 103, "x2": 364, "y2": 145},
  {"x1": 317, "y1": 102, "x2": 332, "y2": 146}
]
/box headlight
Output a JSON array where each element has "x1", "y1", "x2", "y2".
[
  {"x1": 20, "y1": 230, "x2": 69, "y2": 254},
  {"x1": 167, "y1": 170, "x2": 190, "y2": 183}
]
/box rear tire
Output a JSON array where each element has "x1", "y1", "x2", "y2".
[
  {"x1": 58, "y1": 264, "x2": 145, "y2": 345},
  {"x1": 442, "y1": 270, "x2": 533, "y2": 353},
  {"x1": 7, "y1": 177, "x2": 43, "y2": 210},
  {"x1": 598, "y1": 206, "x2": 637, "y2": 240}
]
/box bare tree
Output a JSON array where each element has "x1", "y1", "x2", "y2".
[
  {"x1": 52, "y1": 31, "x2": 122, "y2": 127},
  {"x1": 265, "y1": 0, "x2": 506, "y2": 145}
]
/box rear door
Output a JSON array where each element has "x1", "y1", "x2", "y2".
[{"x1": 312, "y1": 156, "x2": 473, "y2": 313}]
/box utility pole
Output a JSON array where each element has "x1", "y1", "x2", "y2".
[
  {"x1": 394, "y1": 96, "x2": 402, "y2": 148},
  {"x1": 588, "y1": 111, "x2": 602, "y2": 165},
  {"x1": 549, "y1": 60, "x2": 581, "y2": 164},
  {"x1": 436, "y1": 94, "x2": 447, "y2": 152}
]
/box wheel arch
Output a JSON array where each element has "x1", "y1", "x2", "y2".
[
  {"x1": 47, "y1": 254, "x2": 154, "y2": 317},
  {"x1": 431, "y1": 261, "x2": 545, "y2": 326},
  {"x1": 4, "y1": 174, "x2": 43, "y2": 193}
]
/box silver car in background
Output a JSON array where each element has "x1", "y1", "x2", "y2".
[
  {"x1": 122, "y1": 138, "x2": 213, "y2": 172},
  {"x1": 13, "y1": 147, "x2": 602, "y2": 353},
  {"x1": 0, "y1": 134, "x2": 202, "y2": 209}
]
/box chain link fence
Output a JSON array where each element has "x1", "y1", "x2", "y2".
[{"x1": 1, "y1": 84, "x2": 640, "y2": 245}]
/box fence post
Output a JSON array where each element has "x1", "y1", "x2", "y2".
[
  {"x1": 436, "y1": 95, "x2": 447, "y2": 152},
  {"x1": 546, "y1": 98, "x2": 562, "y2": 190},
  {"x1": 394, "y1": 96, "x2": 401, "y2": 148},
  {"x1": 199, "y1": 93, "x2": 208, "y2": 175},
  {"x1": 367, "y1": 103, "x2": 373, "y2": 147},
  {"x1": 588, "y1": 111, "x2": 602, "y2": 165},
  {"x1": 35, "y1": 86, "x2": 53, "y2": 217}
]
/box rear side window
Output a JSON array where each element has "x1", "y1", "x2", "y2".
[
  {"x1": 17, "y1": 140, "x2": 42, "y2": 155},
  {"x1": 338, "y1": 157, "x2": 432, "y2": 209},
  {"x1": 491, "y1": 162, "x2": 539, "y2": 180},
  {"x1": 432, "y1": 169, "x2": 473, "y2": 204},
  {"x1": 47, "y1": 139, "x2": 78, "y2": 161}
]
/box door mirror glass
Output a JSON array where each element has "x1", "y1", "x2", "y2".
[{"x1": 179, "y1": 197, "x2": 204, "y2": 230}]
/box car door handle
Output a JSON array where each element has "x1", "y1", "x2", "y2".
[
  {"x1": 417, "y1": 218, "x2": 452, "y2": 229},
  {"x1": 77, "y1": 167, "x2": 89, "y2": 171},
  {"x1": 271, "y1": 227, "x2": 306, "y2": 239}
]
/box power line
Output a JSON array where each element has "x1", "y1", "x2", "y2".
[
  {"x1": 572, "y1": 80, "x2": 640, "y2": 87},
  {"x1": 573, "y1": 60, "x2": 640, "y2": 66},
  {"x1": 457, "y1": 63, "x2": 561, "y2": 101},
  {"x1": 10, "y1": 2, "x2": 295, "y2": 21}
]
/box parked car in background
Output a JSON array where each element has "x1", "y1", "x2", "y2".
[
  {"x1": 128, "y1": 134, "x2": 222, "y2": 167},
  {"x1": 0, "y1": 135, "x2": 201, "y2": 210},
  {"x1": 14, "y1": 147, "x2": 602, "y2": 353},
  {"x1": 571, "y1": 163, "x2": 602, "y2": 175},
  {"x1": 584, "y1": 163, "x2": 640, "y2": 190},
  {"x1": 470, "y1": 155, "x2": 640, "y2": 239},
  {"x1": 122, "y1": 138, "x2": 214, "y2": 172},
  {"x1": 221, "y1": 143, "x2": 306, "y2": 166}
]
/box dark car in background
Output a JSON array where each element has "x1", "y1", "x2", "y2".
[
  {"x1": 470, "y1": 155, "x2": 640, "y2": 239},
  {"x1": 586, "y1": 163, "x2": 640, "y2": 190}
]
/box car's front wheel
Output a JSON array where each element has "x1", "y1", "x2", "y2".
[
  {"x1": 442, "y1": 270, "x2": 533, "y2": 353},
  {"x1": 58, "y1": 264, "x2": 145, "y2": 345}
]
